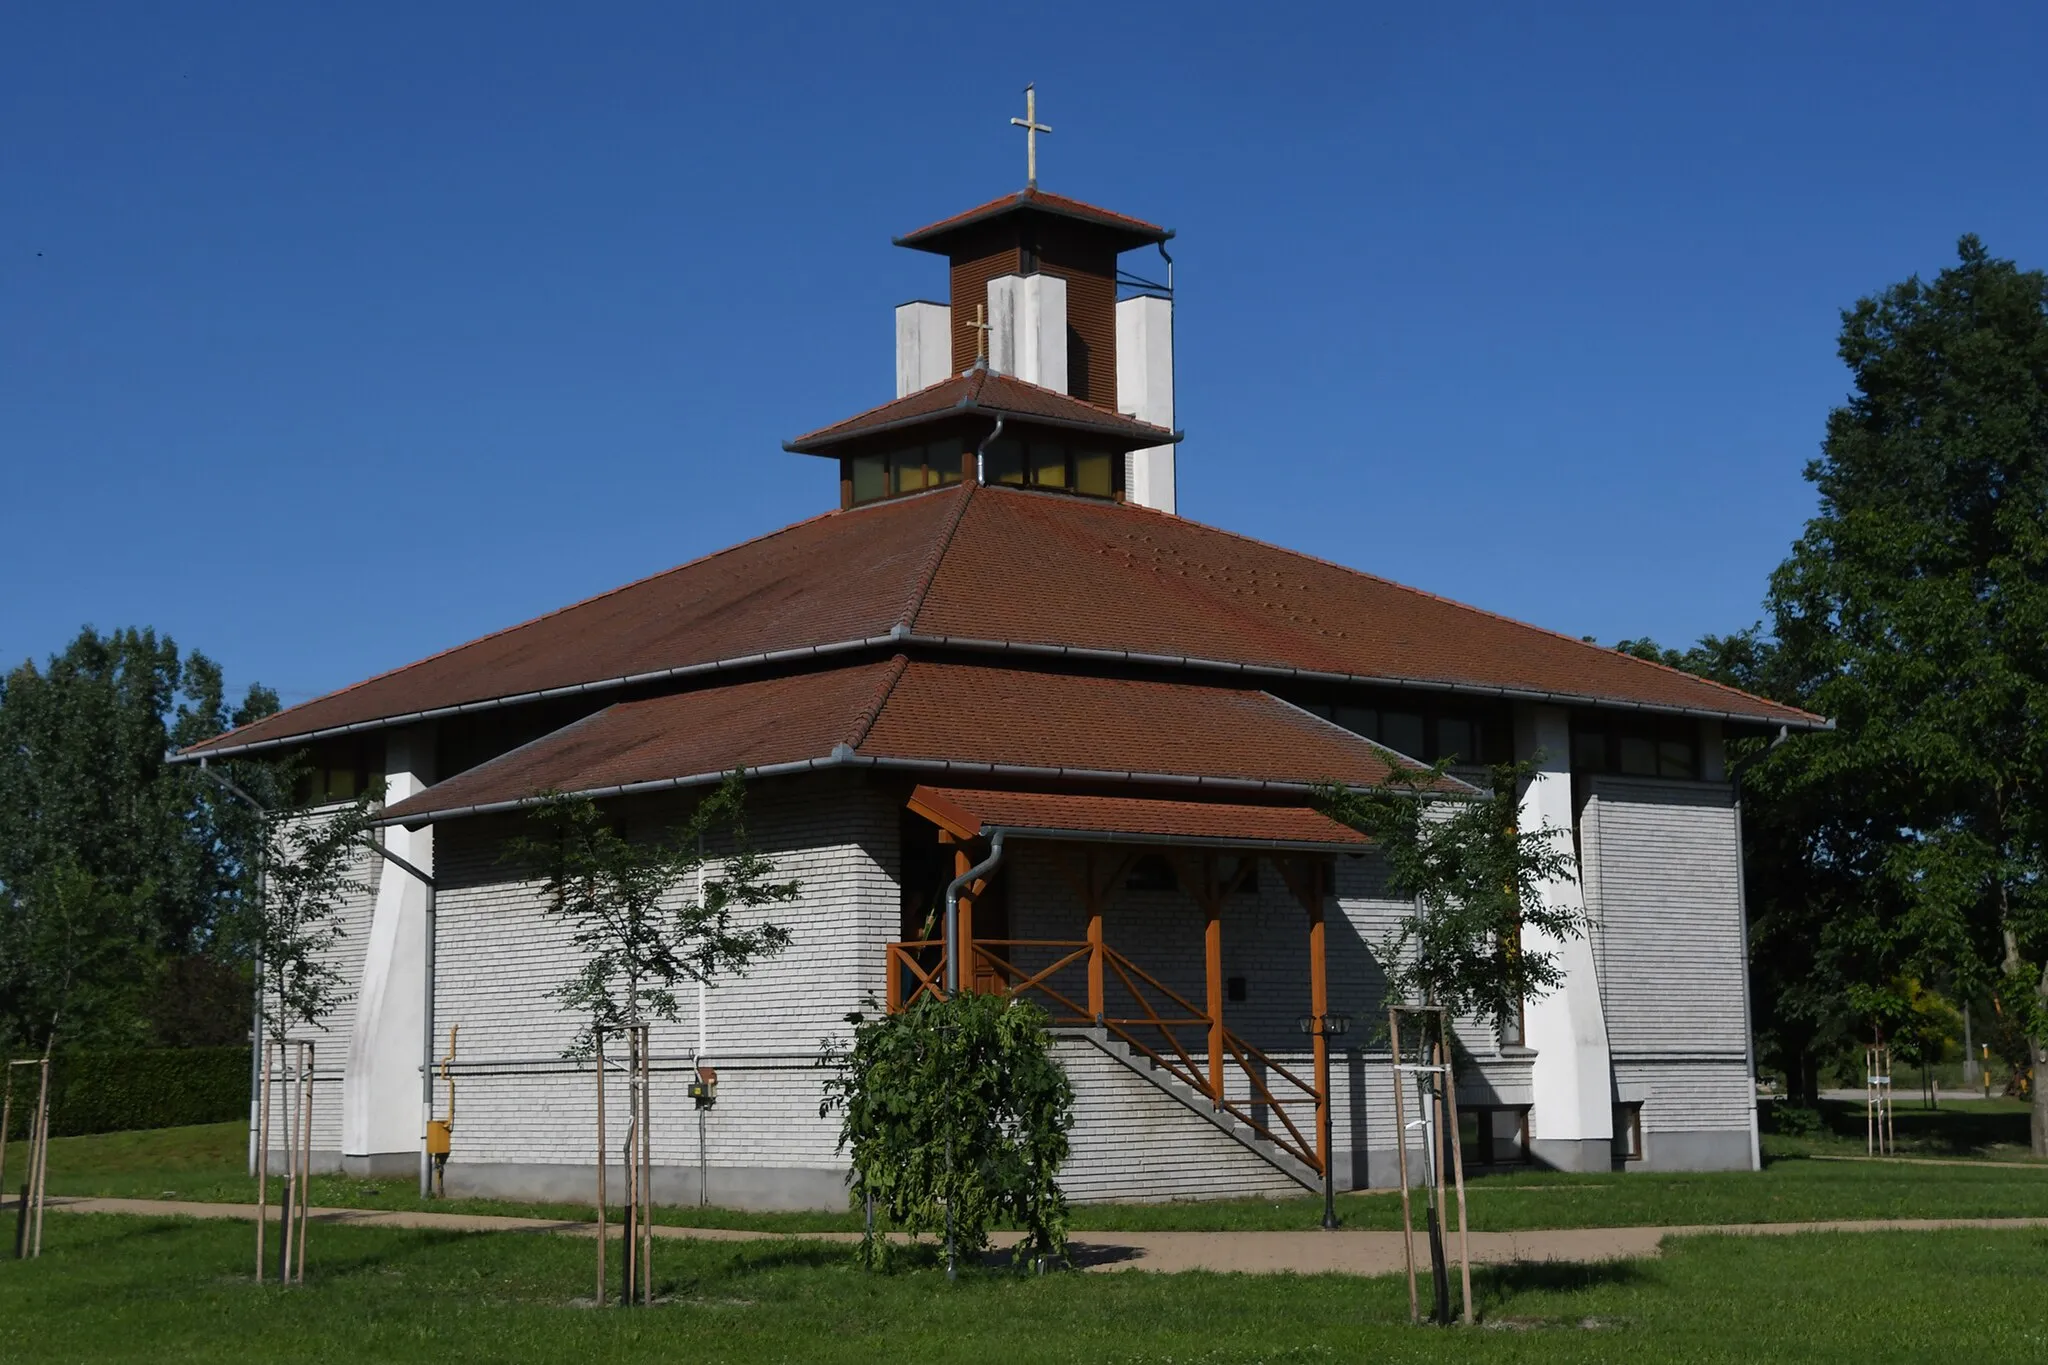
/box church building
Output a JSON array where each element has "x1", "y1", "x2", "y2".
[{"x1": 181, "y1": 143, "x2": 1824, "y2": 1208}]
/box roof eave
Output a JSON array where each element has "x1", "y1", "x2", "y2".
[{"x1": 784, "y1": 403, "x2": 1180, "y2": 456}]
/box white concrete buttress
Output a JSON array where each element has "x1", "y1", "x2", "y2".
[
  {"x1": 986, "y1": 274, "x2": 1068, "y2": 393},
  {"x1": 894, "y1": 300, "x2": 951, "y2": 396},
  {"x1": 1116, "y1": 294, "x2": 1176, "y2": 513},
  {"x1": 342, "y1": 726, "x2": 434, "y2": 1171},
  {"x1": 1515, "y1": 704, "x2": 1614, "y2": 1171}
]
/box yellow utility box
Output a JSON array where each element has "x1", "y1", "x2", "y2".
[{"x1": 426, "y1": 1120, "x2": 451, "y2": 1156}]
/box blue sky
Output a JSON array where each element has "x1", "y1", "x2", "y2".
[{"x1": 5, "y1": 3, "x2": 2044, "y2": 708}]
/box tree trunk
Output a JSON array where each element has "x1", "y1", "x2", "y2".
[{"x1": 2031, "y1": 1036, "x2": 2047, "y2": 1159}]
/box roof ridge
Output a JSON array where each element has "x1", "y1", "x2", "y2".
[
  {"x1": 1098, "y1": 500, "x2": 1818, "y2": 725},
  {"x1": 842, "y1": 653, "x2": 911, "y2": 755},
  {"x1": 898, "y1": 481, "x2": 978, "y2": 634}
]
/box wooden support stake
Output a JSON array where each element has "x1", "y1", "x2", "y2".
[
  {"x1": 255, "y1": 1041, "x2": 272, "y2": 1281},
  {"x1": 1389, "y1": 1010, "x2": 1419, "y2": 1324},
  {"x1": 1438, "y1": 1029, "x2": 1474, "y2": 1325},
  {"x1": 595, "y1": 1028, "x2": 607, "y2": 1307}
]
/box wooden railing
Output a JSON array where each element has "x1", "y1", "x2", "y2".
[{"x1": 883, "y1": 937, "x2": 1323, "y2": 1174}]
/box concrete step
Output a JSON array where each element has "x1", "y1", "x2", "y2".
[{"x1": 1052, "y1": 1026, "x2": 1321, "y2": 1192}]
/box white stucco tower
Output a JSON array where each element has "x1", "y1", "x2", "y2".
[{"x1": 342, "y1": 725, "x2": 435, "y2": 1176}]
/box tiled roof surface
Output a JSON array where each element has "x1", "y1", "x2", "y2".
[
  {"x1": 189, "y1": 481, "x2": 1819, "y2": 759},
  {"x1": 378, "y1": 656, "x2": 1439, "y2": 823},
  {"x1": 908, "y1": 785, "x2": 1369, "y2": 849},
  {"x1": 785, "y1": 367, "x2": 1175, "y2": 453},
  {"x1": 894, "y1": 188, "x2": 1171, "y2": 253},
  {"x1": 906, "y1": 488, "x2": 1820, "y2": 727},
  {"x1": 181, "y1": 491, "x2": 960, "y2": 757}
]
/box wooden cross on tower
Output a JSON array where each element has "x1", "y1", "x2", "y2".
[
  {"x1": 968, "y1": 303, "x2": 991, "y2": 362},
  {"x1": 1010, "y1": 83, "x2": 1051, "y2": 189}
]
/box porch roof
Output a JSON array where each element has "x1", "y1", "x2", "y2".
[{"x1": 907, "y1": 784, "x2": 1370, "y2": 853}]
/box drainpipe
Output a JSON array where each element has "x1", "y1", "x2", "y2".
[
  {"x1": 974, "y1": 415, "x2": 1005, "y2": 485},
  {"x1": 944, "y1": 832, "x2": 1006, "y2": 995}
]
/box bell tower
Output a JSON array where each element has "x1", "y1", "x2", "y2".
[{"x1": 884, "y1": 90, "x2": 1181, "y2": 510}]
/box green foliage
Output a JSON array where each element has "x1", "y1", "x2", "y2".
[
  {"x1": 2, "y1": 1047, "x2": 248, "y2": 1139},
  {"x1": 821, "y1": 993, "x2": 1074, "y2": 1268},
  {"x1": 0, "y1": 863, "x2": 154, "y2": 1053},
  {"x1": 0, "y1": 626, "x2": 276, "y2": 1050},
  {"x1": 1315, "y1": 760, "x2": 1580, "y2": 1035},
  {"x1": 1766, "y1": 1103, "x2": 1824, "y2": 1137},
  {"x1": 508, "y1": 772, "x2": 797, "y2": 1053},
  {"x1": 248, "y1": 794, "x2": 378, "y2": 1043}
]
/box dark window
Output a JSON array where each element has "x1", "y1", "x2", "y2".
[
  {"x1": 1126, "y1": 855, "x2": 1178, "y2": 892},
  {"x1": 1436, "y1": 717, "x2": 1477, "y2": 765},
  {"x1": 1570, "y1": 712, "x2": 1700, "y2": 781},
  {"x1": 1613, "y1": 1102, "x2": 1645, "y2": 1161},
  {"x1": 1381, "y1": 711, "x2": 1426, "y2": 759},
  {"x1": 1461, "y1": 1106, "x2": 1531, "y2": 1168},
  {"x1": 1226, "y1": 976, "x2": 1247, "y2": 1003},
  {"x1": 851, "y1": 454, "x2": 888, "y2": 504},
  {"x1": 984, "y1": 437, "x2": 1025, "y2": 486}
]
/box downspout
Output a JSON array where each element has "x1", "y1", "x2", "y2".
[
  {"x1": 193, "y1": 758, "x2": 440, "y2": 1198},
  {"x1": 974, "y1": 414, "x2": 1005, "y2": 485},
  {"x1": 1729, "y1": 724, "x2": 1788, "y2": 1172},
  {"x1": 944, "y1": 832, "x2": 1006, "y2": 995}
]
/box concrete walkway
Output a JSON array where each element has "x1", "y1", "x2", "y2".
[{"x1": 30, "y1": 1196, "x2": 2048, "y2": 1276}]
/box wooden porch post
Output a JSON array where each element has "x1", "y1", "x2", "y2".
[
  {"x1": 1306, "y1": 860, "x2": 1331, "y2": 1181},
  {"x1": 1203, "y1": 854, "x2": 1225, "y2": 1107},
  {"x1": 954, "y1": 844, "x2": 976, "y2": 996},
  {"x1": 1085, "y1": 850, "x2": 1105, "y2": 1024}
]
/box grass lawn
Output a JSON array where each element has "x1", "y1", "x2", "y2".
[
  {"x1": 10, "y1": 1110, "x2": 2048, "y2": 1237},
  {"x1": 3, "y1": 1213, "x2": 2047, "y2": 1362},
  {"x1": 1765, "y1": 1095, "x2": 2039, "y2": 1162}
]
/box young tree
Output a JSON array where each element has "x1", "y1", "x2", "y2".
[
  {"x1": 246, "y1": 797, "x2": 377, "y2": 1048},
  {"x1": 511, "y1": 771, "x2": 797, "y2": 1300},
  {"x1": 1315, "y1": 760, "x2": 1581, "y2": 1034},
  {"x1": 511, "y1": 773, "x2": 798, "y2": 1054},
  {"x1": 1765, "y1": 237, "x2": 2048, "y2": 1151},
  {"x1": 821, "y1": 992, "x2": 1074, "y2": 1272},
  {"x1": 0, "y1": 863, "x2": 150, "y2": 1055}
]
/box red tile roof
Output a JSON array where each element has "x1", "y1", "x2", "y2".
[
  {"x1": 377, "y1": 656, "x2": 1447, "y2": 824},
  {"x1": 784, "y1": 366, "x2": 1176, "y2": 454},
  {"x1": 908, "y1": 785, "x2": 1368, "y2": 851},
  {"x1": 894, "y1": 189, "x2": 1172, "y2": 255},
  {"x1": 186, "y1": 482, "x2": 1821, "y2": 760}
]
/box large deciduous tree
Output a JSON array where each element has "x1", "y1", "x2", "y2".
[
  {"x1": 1758, "y1": 237, "x2": 2048, "y2": 1147},
  {"x1": 0, "y1": 627, "x2": 276, "y2": 1050}
]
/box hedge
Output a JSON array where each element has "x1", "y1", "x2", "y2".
[{"x1": 3, "y1": 1046, "x2": 249, "y2": 1139}]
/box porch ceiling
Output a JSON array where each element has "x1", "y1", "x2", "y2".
[{"x1": 907, "y1": 784, "x2": 1369, "y2": 853}]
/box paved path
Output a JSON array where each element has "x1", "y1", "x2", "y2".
[{"x1": 29, "y1": 1196, "x2": 2048, "y2": 1276}]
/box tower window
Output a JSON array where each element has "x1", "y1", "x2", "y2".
[{"x1": 846, "y1": 440, "x2": 965, "y2": 506}]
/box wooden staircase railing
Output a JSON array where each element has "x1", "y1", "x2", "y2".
[{"x1": 883, "y1": 937, "x2": 1324, "y2": 1175}]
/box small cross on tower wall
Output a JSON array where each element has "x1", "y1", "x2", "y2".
[{"x1": 1010, "y1": 83, "x2": 1051, "y2": 189}]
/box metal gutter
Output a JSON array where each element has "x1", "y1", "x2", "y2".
[
  {"x1": 371, "y1": 748, "x2": 1476, "y2": 828},
  {"x1": 783, "y1": 402, "x2": 1180, "y2": 455},
  {"x1": 971, "y1": 824, "x2": 1367, "y2": 854},
  {"x1": 892, "y1": 633, "x2": 1835, "y2": 733},
  {"x1": 169, "y1": 634, "x2": 908, "y2": 763},
  {"x1": 179, "y1": 631, "x2": 1829, "y2": 766}
]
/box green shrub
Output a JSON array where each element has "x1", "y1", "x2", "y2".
[
  {"x1": 1769, "y1": 1102, "x2": 1824, "y2": 1137},
  {"x1": 4, "y1": 1046, "x2": 247, "y2": 1139},
  {"x1": 821, "y1": 994, "x2": 1073, "y2": 1269}
]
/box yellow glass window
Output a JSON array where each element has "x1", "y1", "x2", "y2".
[
  {"x1": 851, "y1": 454, "x2": 888, "y2": 504},
  {"x1": 1074, "y1": 448, "x2": 1113, "y2": 497},
  {"x1": 892, "y1": 455, "x2": 926, "y2": 495},
  {"x1": 927, "y1": 440, "x2": 962, "y2": 485},
  {"x1": 1031, "y1": 442, "x2": 1069, "y2": 489}
]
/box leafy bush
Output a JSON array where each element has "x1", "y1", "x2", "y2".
[
  {"x1": 4, "y1": 1046, "x2": 247, "y2": 1139},
  {"x1": 821, "y1": 993, "x2": 1073, "y2": 1269},
  {"x1": 1769, "y1": 1102, "x2": 1825, "y2": 1137}
]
